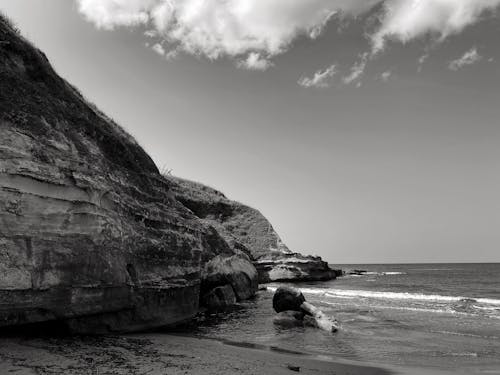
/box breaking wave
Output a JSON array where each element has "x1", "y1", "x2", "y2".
[{"x1": 267, "y1": 286, "x2": 500, "y2": 308}]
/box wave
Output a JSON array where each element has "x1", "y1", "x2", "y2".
[
  {"x1": 279, "y1": 287, "x2": 500, "y2": 307},
  {"x1": 350, "y1": 271, "x2": 406, "y2": 276},
  {"x1": 473, "y1": 305, "x2": 500, "y2": 311},
  {"x1": 449, "y1": 352, "x2": 478, "y2": 357},
  {"x1": 477, "y1": 298, "x2": 500, "y2": 306},
  {"x1": 322, "y1": 300, "x2": 461, "y2": 315},
  {"x1": 430, "y1": 330, "x2": 500, "y2": 340}
]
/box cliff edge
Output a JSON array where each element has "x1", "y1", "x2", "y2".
[{"x1": 169, "y1": 177, "x2": 337, "y2": 283}]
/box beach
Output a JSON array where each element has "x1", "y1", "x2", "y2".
[
  {"x1": 2, "y1": 264, "x2": 498, "y2": 375},
  {"x1": 0, "y1": 333, "x2": 396, "y2": 375}
]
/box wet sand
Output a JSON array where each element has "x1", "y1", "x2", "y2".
[{"x1": 0, "y1": 333, "x2": 396, "y2": 375}]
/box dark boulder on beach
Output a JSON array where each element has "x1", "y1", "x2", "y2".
[
  {"x1": 272, "y1": 287, "x2": 340, "y2": 333},
  {"x1": 273, "y1": 286, "x2": 306, "y2": 313}
]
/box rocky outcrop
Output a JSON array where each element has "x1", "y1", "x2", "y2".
[
  {"x1": 202, "y1": 254, "x2": 258, "y2": 301},
  {"x1": 168, "y1": 177, "x2": 337, "y2": 283},
  {"x1": 272, "y1": 286, "x2": 339, "y2": 333},
  {"x1": 255, "y1": 254, "x2": 337, "y2": 283},
  {"x1": 0, "y1": 15, "x2": 257, "y2": 333}
]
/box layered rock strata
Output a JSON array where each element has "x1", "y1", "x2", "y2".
[
  {"x1": 0, "y1": 14, "x2": 335, "y2": 333},
  {"x1": 168, "y1": 177, "x2": 337, "y2": 283},
  {"x1": 0, "y1": 16, "x2": 256, "y2": 333}
]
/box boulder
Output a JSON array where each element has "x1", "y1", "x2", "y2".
[
  {"x1": 272, "y1": 287, "x2": 340, "y2": 333},
  {"x1": 201, "y1": 285, "x2": 237, "y2": 311},
  {"x1": 272, "y1": 286, "x2": 306, "y2": 313},
  {"x1": 303, "y1": 315, "x2": 319, "y2": 328},
  {"x1": 202, "y1": 254, "x2": 258, "y2": 301}
]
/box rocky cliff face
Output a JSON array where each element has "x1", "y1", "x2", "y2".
[
  {"x1": 169, "y1": 178, "x2": 337, "y2": 283},
  {"x1": 0, "y1": 16, "x2": 257, "y2": 333},
  {"x1": 0, "y1": 15, "x2": 334, "y2": 333}
]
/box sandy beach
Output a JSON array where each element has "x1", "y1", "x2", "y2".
[{"x1": 0, "y1": 333, "x2": 398, "y2": 375}]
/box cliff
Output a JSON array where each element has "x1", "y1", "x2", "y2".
[
  {"x1": 169, "y1": 178, "x2": 337, "y2": 283},
  {"x1": 0, "y1": 15, "x2": 258, "y2": 333},
  {"x1": 0, "y1": 15, "x2": 333, "y2": 333}
]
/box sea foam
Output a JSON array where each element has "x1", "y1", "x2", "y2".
[{"x1": 272, "y1": 287, "x2": 500, "y2": 307}]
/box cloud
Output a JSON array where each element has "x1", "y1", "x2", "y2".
[
  {"x1": 448, "y1": 47, "x2": 482, "y2": 71},
  {"x1": 151, "y1": 43, "x2": 165, "y2": 56},
  {"x1": 298, "y1": 64, "x2": 337, "y2": 88},
  {"x1": 237, "y1": 52, "x2": 273, "y2": 71},
  {"x1": 371, "y1": 0, "x2": 500, "y2": 53},
  {"x1": 76, "y1": 0, "x2": 500, "y2": 74},
  {"x1": 77, "y1": 0, "x2": 158, "y2": 29},
  {"x1": 76, "y1": 0, "x2": 378, "y2": 67},
  {"x1": 380, "y1": 70, "x2": 392, "y2": 82},
  {"x1": 343, "y1": 53, "x2": 368, "y2": 84}
]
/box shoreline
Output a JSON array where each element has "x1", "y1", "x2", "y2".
[{"x1": 0, "y1": 332, "x2": 454, "y2": 375}]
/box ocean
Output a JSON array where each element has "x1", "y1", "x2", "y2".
[{"x1": 187, "y1": 263, "x2": 500, "y2": 373}]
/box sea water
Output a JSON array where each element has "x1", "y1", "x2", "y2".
[{"x1": 189, "y1": 263, "x2": 500, "y2": 373}]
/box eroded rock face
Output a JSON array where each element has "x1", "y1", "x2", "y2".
[
  {"x1": 0, "y1": 17, "x2": 256, "y2": 332},
  {"x1": 168, "y1": 177, "x2": 336, "y2": 283},
  {"x1": 256, "y1": 254, "x2": 337, "y2": 283},
  {"x1": 202, "y1": 254, "x2": 258, "y2": 301}
]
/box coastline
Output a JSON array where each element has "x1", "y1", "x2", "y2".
[{"x1": 0, "y1": 332, "x2": 454, "y2": 375}]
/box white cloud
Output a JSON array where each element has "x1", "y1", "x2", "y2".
[
  {"x1": 76, "y1": 0, "x2": 378, "y2": 67},
  {"x1": 77, "y1": 0, "x2": 158, "y2": 29},
  {"x1": 371, "y1": 0, "x2": 500, "y2": 53},
  {"x1": 165, "y1": 48, "x2": 180, "y2": 60},
  {"x1": 237, "y1": 52, "x2": 273, "y2": 71},
  {"x1": 151, "y1": 43, "x2": 165, "y2": 56},
  {"x1": 448, "y1": 47, "x2": 482, "y2": 71},
  {"x1": 298, "y1": 64, "x2": 337, "y2": 88},
  {"x1": 380, "y1": 70, "x2": 392, "y2": 82},
  {"x1": 343, "y1": 53, "x2": 368, "y2": 84},
  {"x1": 76, "y1": 0, "x2": 500, "y2": 73}
]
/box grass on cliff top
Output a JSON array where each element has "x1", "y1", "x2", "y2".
[
  {"x1": 0, "y1": 13, "x2": 20, "y2": 35},
  {"x1": 0, "y1": 12, "x2": 159, "y2": 176}
]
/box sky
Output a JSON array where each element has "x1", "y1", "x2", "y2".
[{"x1": 1, "y1": 0, "x2": 499, "y2": 264}]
